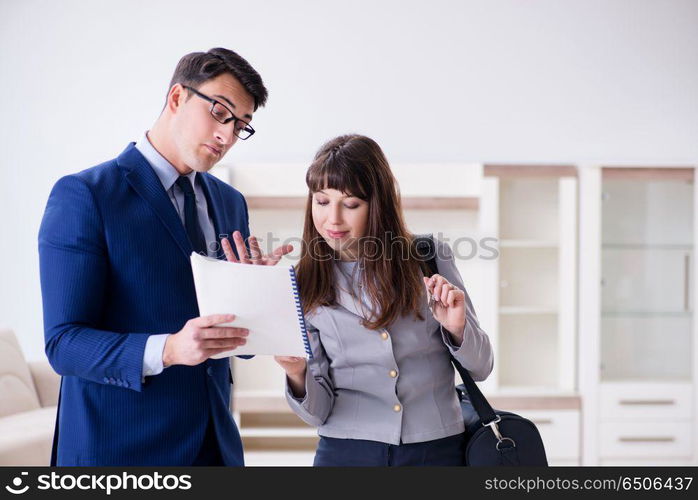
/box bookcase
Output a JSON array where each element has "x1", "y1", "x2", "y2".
[
  {"x1": 479, "y1": 165, "x2": 578, "y2": 394},
  {"x1": 477, "y1": 165, "x2": 581, "y2": 465}
]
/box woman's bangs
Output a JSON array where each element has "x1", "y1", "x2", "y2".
[{"x1": 307, "y1": 156, "x2": 369, "y2": 200}]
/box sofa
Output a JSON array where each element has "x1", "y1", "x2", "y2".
[{"x1": 0, "y1": 328, "x2": 60, "y2": 465}]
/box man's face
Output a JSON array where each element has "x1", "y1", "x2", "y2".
[{"x1": 170, "y1": 73, "x2": 255, "y2": 173}]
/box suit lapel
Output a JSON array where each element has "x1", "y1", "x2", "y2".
[{"x1": 118, "y1": 143, "x2": 193, "y2": 259}]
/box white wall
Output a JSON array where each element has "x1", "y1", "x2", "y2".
[{"x1": 1, "y1": 0, "x2": 697, "y2": 360}]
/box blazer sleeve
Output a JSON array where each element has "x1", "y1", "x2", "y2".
[
  {"x1": 38, "y1": 175, "x2": 153, "y2": 392},
  {"x1": 284, "y1": 319, "x2": 335, "y2": 426},
  {"x1": 433, "y1": 238, "x2": 494, "y2": 382}
]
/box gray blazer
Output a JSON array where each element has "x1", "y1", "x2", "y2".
[{"x1": 285, "y1": 238, "x2": 494, "y2": 444}]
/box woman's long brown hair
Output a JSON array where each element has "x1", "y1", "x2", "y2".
[{"x1": 295, "y1": 134, "x2": 428, "y2": 330}]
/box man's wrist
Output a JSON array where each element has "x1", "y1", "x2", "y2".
[{"x1": 162, "y1": 335, "x2": 175, "y2": 368}]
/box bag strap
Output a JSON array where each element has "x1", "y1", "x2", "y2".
[{"x1": 414, "y1": 234, "x2": 499, "y2": 425}]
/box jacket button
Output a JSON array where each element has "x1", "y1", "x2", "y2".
[
  {"x1": 123, "y1": 381, "x2": 130, "y2": 388},
  {"x1": 109, "y1": 377, "x2": 116, "y2": 384},
  {"x1": 103, "y1": 377, "x2": 109, "y2": 383},
  {"x1": 206, "y1": 367, "x2": 213, "y2": 376},
  {"x1": 389, "y1": 370, "x2": 398, "y2": 378},
  {"x1": 380, "y1": 332, "x2": 389, "y2": 340},
  {"x1": 393, "y1": 404, "x2": 402, "y2": 412}
]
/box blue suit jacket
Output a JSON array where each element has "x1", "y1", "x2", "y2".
[{"x1": 38, "y1": 143, "x2": 250, "y2": 466}]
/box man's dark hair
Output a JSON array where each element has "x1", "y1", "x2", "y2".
[{"x1": 168, "y1": 47, "x2": 268, "y2": 110}]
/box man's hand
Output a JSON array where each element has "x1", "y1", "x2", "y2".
[
  {"x1": 163, "y1": 314, "x2": 249, "y2": 367},
  {"x1": 221, "y1": 231, "x2": 293, "y2": 266}
]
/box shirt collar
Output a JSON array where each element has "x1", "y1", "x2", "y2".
[{"x1": 135, "y1": 132, "x2": 196, "y2": 191}]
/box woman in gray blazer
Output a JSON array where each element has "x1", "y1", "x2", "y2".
[{"x1": 276, "y1": 134, "x2": 494, "y2": 466}]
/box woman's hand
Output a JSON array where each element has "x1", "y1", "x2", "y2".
[
  {"x1": 423, "y1": 274, "x2": 466, "y2": 345},
  {"x1": 221, "y1": 231, "x2": 293, "y2": 266},
  {"x1": 274, "y1": 356, "x2": 307, "y2": 398},
  {"x1": 274, "y1": 356, "x2": 307, "y2": 376}
]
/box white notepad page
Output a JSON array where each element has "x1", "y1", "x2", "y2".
[{"x1": 190, "y1": 253, "x2": 310, "y2": 357}]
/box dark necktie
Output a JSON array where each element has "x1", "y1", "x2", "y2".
[{"x1": 175, "y1": 175, "x2": 207, "y2": 255}]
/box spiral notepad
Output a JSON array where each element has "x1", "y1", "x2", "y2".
[{"x1": 190, "y1": 253, "x2": 312, "y2": 358}]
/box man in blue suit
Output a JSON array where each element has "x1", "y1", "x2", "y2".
[{"x1": 38, "y1": 48, "x2": 291, "y2": 466}]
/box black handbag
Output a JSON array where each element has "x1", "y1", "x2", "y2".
[{"x1": 416, "y1": 235, "x2": 549, "y2": 466}]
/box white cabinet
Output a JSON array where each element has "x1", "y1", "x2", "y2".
[
  {"x1": 579, "y1": 166, "x2": 698, "y2": 465},
  {"x1": 478, "y1": 165, "x2": 582, "y2": 465},
  {"x1": 479, "y1": 165, "x2": 578, "y2": 394},
  {"x1": 221, "y1": 162, "x2": 698, "y2": 466}
]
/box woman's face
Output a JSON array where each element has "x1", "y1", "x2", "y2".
[{"x1": 312, "y1": 188, "x2": 369, "y2": 261}]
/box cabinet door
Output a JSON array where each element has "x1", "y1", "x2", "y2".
[
  {"x1": 600, "y1": 173, "x2": 694, "y2": 382},
  {"x1": 602, "y1": 177, "x2": 693, "y2": 247},
  {"x1": 602, "y1": 248, "x2": 691, "y2": 314},
  {"x1": 601, "y1": 315, "x2": 692, "y2": 381}
]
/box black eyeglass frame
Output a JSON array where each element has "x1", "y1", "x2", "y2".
[{"x1": 182, "y1": 85, "x2": 255, "y2": 140}]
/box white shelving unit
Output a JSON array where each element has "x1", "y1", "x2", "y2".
[
  {"x1": 478, "y1": 165, "x2": 580, "y2": 465},
  {"x1": 479, "y1": 166, "x2": 578, "y2": 395},
  {"x1": 579, "y1": 166, "x2": 698, "y2": 465},
  {"x1": 217, "y1": 162, "x2": 698, "y2": 466}
]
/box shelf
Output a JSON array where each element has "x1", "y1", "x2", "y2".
[
  {"x1": 602, "y1": 167, "x2": 694, "y2": 182},
  {"x1": 401, "y1": 197, "x2": 480, "y2": 210},
  {"x1": 499, "y1": 240, "x2": 559, "y2": 248},
  {"x1": 484, "y1": 164, "x2": 577, "y2": 178},
  {"x1": 245, "y1": 196, "x2": 479, "y2": 210},
  {"x1": 244, "y1": 451, "x2": 315, "y2": 467},
  {"x1": 499, "y1": 307, "x2": 558, "y2": 315},
  {"x1": 601, "y1": 311, "x2": 692, "y2": 317},
  {"x1": 240, "y1": 428, "x2": 317, "y2": 438},
  {"x1": 246, "y1": 197, "x2": 306, "y2": 209},
  {"x1": 600, "y1": 375, "x2": 693, "y2": 383},
  {"x1": 489, "y1": 392, "x2": 581, "y2": 410},
  {"x1": 234, "y1": 392, "x2": 581, "y2": 413},
  {"x1": 602, "y1": 244, "x2": 692, "y2": 250}
]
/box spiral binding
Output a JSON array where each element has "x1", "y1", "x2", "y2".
[{"x1": 289, "y1": 267, "x2": 313, "y2": 359}]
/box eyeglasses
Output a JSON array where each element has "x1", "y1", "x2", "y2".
[{"x1": 182, "y1": 85, "x2": 255, "y2": 140}]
